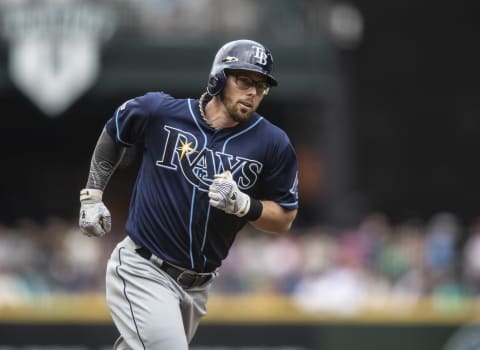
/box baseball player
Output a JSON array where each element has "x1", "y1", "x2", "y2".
[{"x1": 79, "y1": 39, "x2": 298, "y2": 349}]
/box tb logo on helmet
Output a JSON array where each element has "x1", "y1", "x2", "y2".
[
  {"x1": 206, "y1": 39, "x2": 278, "y2": 96},
  {"x1": 252, "y1": 46, "x2": 268, "y2": 66}
]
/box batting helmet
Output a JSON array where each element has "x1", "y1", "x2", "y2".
[{"x1": 206, "y1": 39, "x2": 278, "y2": 96}]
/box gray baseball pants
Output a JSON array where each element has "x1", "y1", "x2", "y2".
[{"x1": 106, "y1": 236, "x2": 215, "y2": 349}]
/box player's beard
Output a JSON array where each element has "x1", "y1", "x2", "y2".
[{"x1": 220, "y1": 91, "x2": 255, "y2": 123}]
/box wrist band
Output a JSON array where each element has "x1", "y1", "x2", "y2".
[
  {"x1": 80, "y1": 188, "x2": 103, "y2": 202},
  {"x1": 244, "y1": 198, "x2": 263, "y2": 221}
]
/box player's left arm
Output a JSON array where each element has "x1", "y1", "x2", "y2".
[
  {"x1": 250, "y1": 200, "x2": 297, "y2": 234},
  {"x1": 208, "y1": 171, "x2": 297, "y2": 233},
  {"x1": 208, "y1": 171, "x2": 298, "y2": 234},
  {"x1": 251, "y1": 132, "x2": 298, "y2": 234},
  {"x1": 209, "y1": 129, "x2": 298, "y2": 234}
]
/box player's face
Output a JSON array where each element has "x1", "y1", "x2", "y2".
[{"x1": 220, "y1": 70, "x2": 270, "y2": 123}]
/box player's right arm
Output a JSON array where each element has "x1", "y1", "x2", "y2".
[
  {"x1": 79, "y1": 127, "x2": 126, "y2": 237},
  {"x1": 78, "y1": 92, "x2": 169, "y2": 237}
]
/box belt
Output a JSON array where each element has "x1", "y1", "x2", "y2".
[{"x1": 135, "y1": 246, "x2": 214, "y2": 289}]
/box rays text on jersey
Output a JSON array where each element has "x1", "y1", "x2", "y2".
[{"x1": 156, "y1": 126, "x2": 263, "y2": 191}]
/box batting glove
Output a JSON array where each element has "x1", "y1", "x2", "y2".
[
  {"x1": 208, "y1": 171, "x2": 251, "y2": 217},
  {"x1": 79, "y1": 188, "x2": 111, "y2": 237}
]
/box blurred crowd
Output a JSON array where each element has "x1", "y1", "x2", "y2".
[
  {"x1": 0, "y1": 0, "x2": 329, "y2": 39},
  {"x1": 1, "y1": 212, "x2": 480, "y2": 314},
  {"x1": 116, "y1": 0, "x2": 329, "y2": 40}
]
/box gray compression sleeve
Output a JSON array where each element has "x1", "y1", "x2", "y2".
[{"x1": 86, "y1": 127, "x2": 126, "y2": 191}]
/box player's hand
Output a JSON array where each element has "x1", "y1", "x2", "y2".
[
  {"x1": 79, "y1": 188, "x2": 111, "y2": 237},
  {"x1": 208, "y1": 171, "x2": 251, "y2": 217}
]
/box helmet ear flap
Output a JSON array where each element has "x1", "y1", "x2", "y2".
[{"x1": 207, "y1": 70, "x2": 227, "y2": 96}]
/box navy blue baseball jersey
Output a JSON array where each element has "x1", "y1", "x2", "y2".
[{"x1": 106, "y1": 92, "x2": 298, "y2": 272}]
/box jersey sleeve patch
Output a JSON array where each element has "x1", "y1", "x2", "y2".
[{"x1": 106, "y1": 92, "x2": 166, "y2": 146}]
